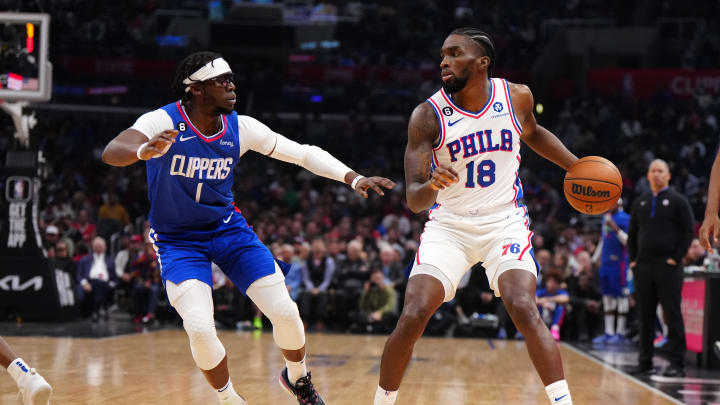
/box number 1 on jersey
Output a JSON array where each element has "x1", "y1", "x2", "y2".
[
  {"x1": 464, "y1": 159, "x2": 496, "y2": 188},
  {"x1": 195, "y1": 183, "x2": 203, "y2": 203}
]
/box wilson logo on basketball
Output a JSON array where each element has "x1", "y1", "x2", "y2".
[{"x1": 571, "y1": 184, "x2": 611, "y2": 198}]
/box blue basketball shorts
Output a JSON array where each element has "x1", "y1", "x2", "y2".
[
  {"x1": 599, "y1": 264, "x2": 627, "y2": 297},
  {"x1": 148, "y1": 210, "x2": 276, "y2": 293}
]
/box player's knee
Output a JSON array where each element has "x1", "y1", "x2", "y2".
[
  {"x1": 267, "y1": 298, "x2": 305, "y2": 350},
  {"x1": 268, "y1": 297, "x2": 301, "y2": 323},
  {"x1": 182, "y1": 309, "x2": 226, "y2": 370},
  {"x1": 183, "y1": 309, "x2": 216, "y2": 343},
  {"x1": 400, "y1": 303, "x2": 434, "y2": 331},
  {"x1": 504, "y1": 294, "x2": 538, "y2": 324}
]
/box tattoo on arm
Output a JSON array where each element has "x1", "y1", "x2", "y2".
[{"x1": 404, "y1": 102, "x2": 440, "y2": 212}]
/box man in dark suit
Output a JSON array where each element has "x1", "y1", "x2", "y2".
[
  {"x1": 76, "y1": 236, "x2": 117, "y2": 320},
  {"x1": 628, "y1": 159, "x2": 695, "y2": 377}
]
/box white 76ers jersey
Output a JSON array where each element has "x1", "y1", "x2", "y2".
[{"x1": 426, "y1": 78, "x2": 525, "y2": 216}]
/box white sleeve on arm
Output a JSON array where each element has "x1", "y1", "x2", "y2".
[
  {"x1": 130, "y1": 109, "x2": 174, "y2": 140},
  {"x1": 238, "y1": 115, "x2": 353, "y2": 183},
  {"x1": 237, "y1": 115, "x2": 278, "y2": 156}
]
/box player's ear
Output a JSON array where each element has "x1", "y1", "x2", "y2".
[
  {"x1": 476, "y1": 56, "x2": 490, "y2": 72},
  {"x1": 189, "y1": 84, "x2": 203, "y2": 97}
]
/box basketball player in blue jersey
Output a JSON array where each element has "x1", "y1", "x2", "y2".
[
  {"x1": 374, "y1": 28, "x2": 578, "y2": 405},
  {"x1": 102, "y1": 52, "x2": 395, "y2": 405},
  {"x1": 592, "y1": 200, "x2": 631, "y2": 346}
]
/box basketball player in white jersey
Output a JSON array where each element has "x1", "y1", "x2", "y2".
[
  {"x1": 374, "y1": 28, "x2": 578, "y2": 405},
  {"x1": 1, "y1": 337, "x2": 52, "y2": 404}
]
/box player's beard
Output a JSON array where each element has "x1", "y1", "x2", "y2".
[{"x1": 442, "y1": 75, "x2": 469, "y2": 94}]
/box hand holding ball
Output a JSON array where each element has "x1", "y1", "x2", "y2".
[{"x1": 563, "y1": 156, "x2": 622, "y2": 215}]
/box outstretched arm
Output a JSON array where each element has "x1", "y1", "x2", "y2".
[
  {"x1": 700, "y1": 148, "x2": 720, "y2": 251},
  {"x1": 239, "y1": 115, "x2": 395, "y2": 198},
  {"x1": 404, "y1": 102, "x2": 458, "y2": 213},
  {"x1": 509, "y1": 83, "x2": 578, "y2": 171}
]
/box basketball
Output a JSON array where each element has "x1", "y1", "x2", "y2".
[{"x1": 563, "y1": 156, "x2": 622, "y2": 215}]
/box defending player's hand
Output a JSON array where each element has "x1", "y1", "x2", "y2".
[
  {"x1": 699, "y1": 213, "x2": 720, "y2": 252},
  {"x1": 139, "y1": 129, "x2": 178, "y2": 160},
  {"x1": 354, "y1": 176, "x2": 396, "y2": 198},
  {"x1": 429, "y1": 164, "x2": 459, "y2": 190}
]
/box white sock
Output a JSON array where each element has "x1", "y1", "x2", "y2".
[
  {"x1": 285, "y1": 356, "x2": 307, "y2": 385},
  {"x1": 616, "y1": 315, "x2": 627, "y2": 336},
  {"x1": 545, "y1": 380, "x2": 572, "y2": 404},
  {"x1": 6, "y1": 358, "x2": 30, "y2": 384},
  {"x1": 604, "y1": 314, "x2": 615, "y2": 335},
  {"x1": 217, "y1": 378, "x2": 238, "y2": 402},
  {"x1": 374, "y1": 385, "x2": 398, "y2": 405}
]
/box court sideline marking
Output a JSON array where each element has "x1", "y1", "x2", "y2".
[{"x1": 561, "y1": 343, "x2": 684, "y2": 405}]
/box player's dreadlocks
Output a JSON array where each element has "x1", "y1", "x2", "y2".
[
  {"x1": 450, "y1": 28, "x2": 496, "y2": 77},
  {"x1": 171, "y1": 51, "x2": 223, "y2": 103}
]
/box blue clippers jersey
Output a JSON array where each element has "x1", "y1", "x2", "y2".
[
  {"x1": 146, "y1": 101, "x2": 240, "y2": 233},
  {"x1": 601, "y1": 211, "x2": 630, "y2": 270}
]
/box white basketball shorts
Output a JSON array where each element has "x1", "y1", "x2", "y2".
[{"x1": 411, "y1": 205, "x2": 538, "y2": 301}]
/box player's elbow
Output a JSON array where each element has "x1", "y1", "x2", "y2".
[
  {"x1": 405, "y1": 195, "x2": 427, "y2": 214},
  {"x1": 101, "y1": 144, "x2": 116, "y2": 166}
]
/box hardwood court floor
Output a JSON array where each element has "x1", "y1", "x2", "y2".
[{"x1": 0, "y1": 331, "x2": 678, "y2": 404}]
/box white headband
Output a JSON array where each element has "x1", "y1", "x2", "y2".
[{"x1": 182, "y1": 58, "x2": 232, "y2": 92}]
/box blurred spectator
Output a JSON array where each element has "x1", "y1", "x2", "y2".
[
  {"x1": 97, "y1": 192, "x2": 130, "y2": 239},
  {"x1": 683, "y1": 238, "x2": 707, "y2": 266},
  {"x1": 278, "y1": 243, "x2": 304, "y2": 301},
  {"x1": 73, "y1": 209, "x2": 96, "y2": 245},
  {"x1": 332, "y1": 240, "x2": 370, "y2": 326},
  {"x1": 48, "y1": 240, "x2": 77, "y2": 291},
  {"x1": 299, "y1": 238, "x2": 336, "y2": 330},
  {"x1": 375, "y1": 243, "x2": 404, "y2": 288},
  {"x1": 567, "y1": 272, "x2": 602, "y2": 342},
  {"x1": 353, "y1": 268, "x2": 398, "y2": 334},
  {"x1": 130, "y1": 240, "x2": 161, "y2": 324},
  {"x1": 114, "y1": 234, "x2": 143, "y2": 311},
  {"x1": 44, "y1": 225, "x2": 60, "y2": 250},
  {"x1": 76, "y1": 236, "x2": 117, "y2": 321},
  {"x1": 115, "y1": 234, "x2": 143, "y2": 277},
  {"x1": 454, "y1": 267, "x2": 496, "y2": 327},
  {"x1": 536, "y1": 271, "x2": 569, "y2": 341}
]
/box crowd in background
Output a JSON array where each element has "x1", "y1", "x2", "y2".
[
  {"x1": 1, "y1": 0, "x2": 719, "y2": 342},
  {"x1": 14, "y1": 81, "x2": 716, "y2": 341}
]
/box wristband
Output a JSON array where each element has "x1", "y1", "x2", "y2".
[
  {"x1": 137, "y1": 142, "x2": 148, "y2": 160},
  {"x1": 351, "y1": 175, "x2": 365, "y2": 190}
]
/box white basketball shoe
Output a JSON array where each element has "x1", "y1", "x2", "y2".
[{"x1": 16, "y1": 367, "x2": 52, "y2": 405}]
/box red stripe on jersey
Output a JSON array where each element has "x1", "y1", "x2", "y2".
[
  {"x1": 440, "y1": 79, "x2": 495, "y2": 119},
  {"x1": 175, "y1": 101, "x2": 228, "y2": 142}
]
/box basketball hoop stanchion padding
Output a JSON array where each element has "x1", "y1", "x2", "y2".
[
  {"x1": 0, "y1": 13, "x2": 73, "y2": 321},
  {"x1": 0, "y1": 152, "x2": 78, "y2": 321}
]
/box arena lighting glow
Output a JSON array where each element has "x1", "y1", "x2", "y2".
[{"x1": 26, "y1": 22, "x2": 34, "y2": 53}]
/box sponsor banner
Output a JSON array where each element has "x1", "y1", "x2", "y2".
[
  {"x1": 588, "y1": 69, "x2": 720, "y2": 98},
  {"x1": 681, "y1": 278, "x2": 706, "y2": 353},
  {"x1": 0, "y1": 256, "x2": 78, "y2": 321}
]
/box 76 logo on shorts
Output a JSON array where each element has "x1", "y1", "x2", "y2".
[{"x1": 501, "y1": 241, "x2": 521, "y2": 256}]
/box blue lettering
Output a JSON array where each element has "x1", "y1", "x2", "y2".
[
  {"x1": 461, "y1": 134, "x2": 478, "y2": 158},
  {"x1": 447, "y1": 140, "x2": 461, "y2": 162},
  {"x1": 475, "y1": 131, "x2": 487, "y2": 153},
  {"x1": 485, "y1": 130, "x2": 500, "y2": 152},
  {"x1": 500, "y1": 129, "x2": 513, "y2": 151}
]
